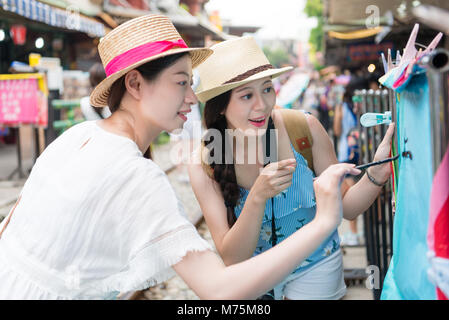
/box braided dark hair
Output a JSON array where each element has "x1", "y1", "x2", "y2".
[{"x1": 203, "y1": 91, "x2": 241, "y2": 227}]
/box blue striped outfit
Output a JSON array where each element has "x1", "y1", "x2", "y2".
[{"x1": 234, "y1": 142, "x2": 340, "y2": 274}]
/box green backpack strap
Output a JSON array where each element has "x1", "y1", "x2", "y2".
[{"x1": 279, "y1": 109, "x2": 314, "y2": 173}]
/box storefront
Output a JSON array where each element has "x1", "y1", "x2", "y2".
[
  {"x1": 323, "y1": 0, "x2": 449, "y2": 73},
  {"x1": 0, "y1": 0, "x2": 107, "y2": 179}
]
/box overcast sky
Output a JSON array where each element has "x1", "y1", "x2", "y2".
[{"x1": 204, "y1": 0, "x2": 317, "y2": 41}]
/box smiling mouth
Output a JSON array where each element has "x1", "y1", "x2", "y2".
[
  {"x1": 248, "y1": 116, "x2": 266, "y2": 126},
  {"x1": 178, "y1": 108, "x2": 191, "y2": 114},
  {"x1": 177, "y1": 109, "x2": 191, "y2": 121}
]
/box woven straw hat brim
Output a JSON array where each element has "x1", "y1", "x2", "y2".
[
  {"x1": 90, "y1": 47, "x2": 212, "y2": 108},
  {"x1": 196, "y1": 66, "x2": 293, "y2": 103}
]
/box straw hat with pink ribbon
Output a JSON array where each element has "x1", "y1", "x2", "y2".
[{"x1": 90, "y1": 14, "x2": 213, "y2": 108}]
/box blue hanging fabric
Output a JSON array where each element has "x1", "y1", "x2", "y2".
[{"x1": 379, "y1": 59, "x2": 436, "y2": 299}]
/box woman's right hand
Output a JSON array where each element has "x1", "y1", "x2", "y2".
[
  {"x1": 313, "y1": 163, "x2": 361, "y2": 230},
  {"x1": 251, "y1": 158, "x2": 297, "y2": 202}
]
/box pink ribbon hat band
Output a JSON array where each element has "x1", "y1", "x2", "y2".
[{"x1": 104, "y1": 39, "x2": 188, "y2": 77}]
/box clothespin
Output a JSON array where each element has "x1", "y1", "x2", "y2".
[
  {"x1": 397, "y1": 24, "x2": 419, "y2": 70},
  {"x1": 418, "y1": 32, "x2": 443, "y2": 59},
  {"x1": 404, "y1": 48, "x2": 422, "y2": 77},
  {"x1": 360, "y1": 111, "x2": 392, "y2": 127}
]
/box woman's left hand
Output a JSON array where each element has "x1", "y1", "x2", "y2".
[{"x1": 370, "y1": 123, "x2": 396, "y2": 183}]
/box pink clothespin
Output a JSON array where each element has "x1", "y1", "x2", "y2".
[
  {"x1": 405, "y1": 49, "x2": 422, "y2": 78},
  {"x1": 397, "y1": 24, "x2": 419, "y2": 70},
  {"x1": 417, "y1": 32, "x2": 443, "y2": 59},
  {"x1": 390, "y1": 24, "x2": 420, "y2": 88}
]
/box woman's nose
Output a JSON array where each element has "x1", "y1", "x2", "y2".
[
  {"x1": 252, "y1": 93, "x2": 266, "y2": 112},
  {"x1": 186, "y1": 86, "x2": 198, "y2": 105}
]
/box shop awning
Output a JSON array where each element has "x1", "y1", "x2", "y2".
[
  {"x1": 328, "y1": 26, "x2": 384, "y2": 40},
  {"x1": 103, "y1": 0, "x2": 229, "y2": 41},
  {"x1": 327, "y1": 0, "x2": 449, "y2": 25},
  {"x1": 0, "y1": 0, "x2": 105, "y2": 37}
]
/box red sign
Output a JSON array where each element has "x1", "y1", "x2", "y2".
[
  {"x1": 10, "y1": 25, "x2": 27, "y2": 45},
  {"x1": 0, "y1": 78, "x2": 48, "y2": 126}
]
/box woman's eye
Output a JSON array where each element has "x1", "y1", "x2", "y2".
[
  {"x1": 242, "y1": 93, "x2": 252, "y2": 100},
  {"x1": 263, "y1": 87, "x2": 273, "y2": 93},
  {"x1": 178, "y1": 81, "x2": 187, "y2": 86}
]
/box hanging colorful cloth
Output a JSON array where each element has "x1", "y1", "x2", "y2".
[
  {"x1": 427, "y1": 148, "x2": 449, "y2": 300},
  {"x1": 379, "y1": 56, "x2": 436, "y2": 300}
]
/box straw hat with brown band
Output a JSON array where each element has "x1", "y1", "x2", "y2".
[
  {"x1": 194, "y1": 36, "x2": 293, "y2": 103},
  {"x1": 90, "y1": 14, "x2": 213, "y2": 108}
]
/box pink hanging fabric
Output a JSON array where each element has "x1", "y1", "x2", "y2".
[{"x1": 427, "y1": 148, "x2": 449, "y2": 300}]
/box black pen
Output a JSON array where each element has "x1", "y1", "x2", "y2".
[{"x1": 355, "y1": 155, "x2": 400, "y2": 170}]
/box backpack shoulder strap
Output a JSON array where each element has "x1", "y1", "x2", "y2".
[{"x1": 278, "y1": 109, "x2": 314, "y2": 173}]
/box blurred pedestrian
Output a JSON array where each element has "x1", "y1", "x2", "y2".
[
  {"x1": 334, "y1": 86, "x2": 361, "y2": 246},
  {"x1": 334, "y1": 86, "x2": 357, "y2": 163},
  {"x1": 300, "y1": 79, "x2": 319, "y2": 118},
  {"x1": 80, "y1": 63, "x2": 111, "y2": 121},
  {"x1": 317, "y1": 79, "x2": 331, "y2": 132}
]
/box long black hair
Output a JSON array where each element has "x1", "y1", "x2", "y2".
[{"x1": 203, "y1": 91, "x2": 241, "y2": 227}]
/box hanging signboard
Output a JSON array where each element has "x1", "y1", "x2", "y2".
[
  {"x1": 0, "y1": 74, "x2": 48, "y2": 127},
  {"x1": 348, "y1": 42, "x2": 394, "y2": 62}
]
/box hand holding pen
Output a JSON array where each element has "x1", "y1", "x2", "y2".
[{"x1": 355, "y1": 154, "x2": 399, "y2": 171}]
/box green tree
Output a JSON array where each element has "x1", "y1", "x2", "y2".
[
  {"x1": 304, "y1": 0, "x2": 323, "y2": 53},
  {"x1": 262, "y1": 46, "x2": 289, "y2": 68},
  {"x1": 304, "y1": 0, "x2": 323, "y2": 17}
]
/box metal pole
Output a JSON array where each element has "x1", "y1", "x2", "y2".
[
  {"x1": 368, "y1": 89, "x2": 382, "y2": 299},
  {"x1": 358, "y1": 90, "x2": 374, "y2": 266},
  {"x1": 365, "y1": 89, "x2": 380, "y2": 300},
  {"x1": 420, "y1": 49, "x2": 449, "y2": 174},
  {"x1": 386, "y1": 87, "x2": 396, "y2": 258},
  {"x1": 367, "y1": 90, "x2": 377, "y2": 169},
  {"x1": 7, "y1": 127, "x2": 25, "y2": 180}
]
